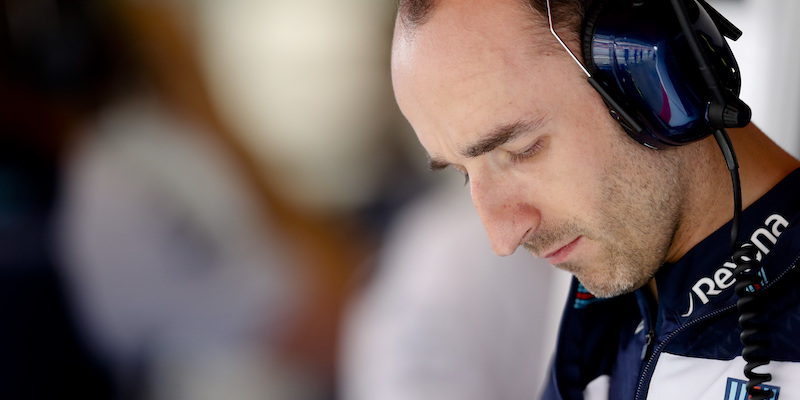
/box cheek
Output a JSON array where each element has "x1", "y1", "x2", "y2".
[
  {"x1": 541, "y1": 137, "x2": 622, "y2": 232},
  {"x1": 549, "y1": 134, "x2": 609, "y2": 201},
  {"x1": 560, "y1": 97, "x2": 627, "y2": 185}
]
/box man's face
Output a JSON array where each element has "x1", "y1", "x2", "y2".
[{"x1": 391, "y1": 0, "x2": 691, "y2": 297}]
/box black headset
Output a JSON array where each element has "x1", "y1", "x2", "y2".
[{"x1": 579, "y1": 0, "x2": 751, "y2": 149}]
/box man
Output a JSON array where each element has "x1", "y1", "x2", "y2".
[{"x1": 390, "y1": 0, "x2": 800, "y2": 398}]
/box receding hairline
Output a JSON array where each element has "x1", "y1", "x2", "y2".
[
  {"x1": 397, "y1": 0, "x2": 539, "y2": 30},
  {"x1": 393, "y1": 0, "x2": 588, "y2": 64},
  {"x1": 395, "y1": 0, "x2": 589, "y2": 41}
]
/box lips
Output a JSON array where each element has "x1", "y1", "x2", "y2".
[{"x1": 544, "y1": 236, "x2": 581, "y2": 265}]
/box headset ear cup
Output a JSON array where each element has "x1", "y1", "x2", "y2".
[{"x1": 579, "y1": 0, "x2": 743, "y2": 148}]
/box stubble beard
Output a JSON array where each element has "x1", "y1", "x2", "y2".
[
  {"x1": 523, "y1": 216, "x2": 659, "y2": 299},
  {"x1": 525, "y1": 137, "x2": 685, "y2": 299}
]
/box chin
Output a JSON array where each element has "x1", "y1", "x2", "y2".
[
  {"x1": 576, "y1": 275, "x2": 644, "y2": 299},
  {"x1": 567, "y1": 256, "x2": 656, "y2": 298}
]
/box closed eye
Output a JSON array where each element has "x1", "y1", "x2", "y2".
[
  {"x1": 426, "y1": 155, "x2": 469, "y2": 185},
  {"x1": 452, "y1": 166, "x2": 470, "y2": 185},
  {"x1": 509, "y1": 138, "x2": 545, "y2": 164}
]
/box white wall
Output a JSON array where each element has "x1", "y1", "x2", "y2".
[{"x1": 711, "y1": 0, "x2": 800, "y2": 157}]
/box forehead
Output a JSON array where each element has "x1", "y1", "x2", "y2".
[
  {"x1": 391, "y1": 0, "x2": 557, "y2": 152},
  {"x1": 392, "y1": 0, "x2": 544, "y2": 72}
]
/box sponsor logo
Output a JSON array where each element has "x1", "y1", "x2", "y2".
[
  {"x1": 681, "y1": 214, "x2": 789, "y2": 317},
  {"x1": 724, "y1": 377, "x2": 779, "y2": 400}
]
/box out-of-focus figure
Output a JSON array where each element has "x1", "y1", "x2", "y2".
[
  {"x1": 195, "y1": 0, "x2": 405, "y2": 215},
  {"x1": 1, "y1": 1, "x2": 365, "y2": 399},
  {"x1": 341, "y1": 179, "x2": 572, "y2": 400}
]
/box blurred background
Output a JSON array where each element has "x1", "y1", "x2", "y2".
[{"x1": 0, "y1": 0, "x2": 797, "y2": 399}]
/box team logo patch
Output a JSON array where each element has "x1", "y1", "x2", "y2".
[{"x1": 724, "y1": 377, "x2": 780, "y2": 400}]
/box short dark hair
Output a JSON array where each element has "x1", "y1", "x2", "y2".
[
  {"x1": 396, "y1": 0, "x2": 594, "y2": 35},
  {"x1": 531, "y1": 0, "x2": 594, "y2": 38},
  {"x1": 396, "y1": 0, "x2": 437, "y2": 28}
]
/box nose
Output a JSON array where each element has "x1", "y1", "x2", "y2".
[{"x1": 469, "y1": 175, "x2": 540, "y2": 257}]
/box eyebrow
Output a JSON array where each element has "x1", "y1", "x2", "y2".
[{"x1": 426, "y1": 118, "x2": 545, "y2": 171}]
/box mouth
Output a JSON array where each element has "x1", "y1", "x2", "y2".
[{"x1": 543, "y1": 236, "x2": 582, "y2": 265}]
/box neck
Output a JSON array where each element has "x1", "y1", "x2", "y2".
[
  {"x1": 647, "y1": 279, "x2": 658, "y2": 301},
  {"x1": 732, "y1": 124, "x2": 800, "y2": 206},
  {"x1": 651, "y1": 124, "x2": 799, "y2": 303},
  {"x1": 665, "y1": 123, "x2": 800, "y2": 264}
]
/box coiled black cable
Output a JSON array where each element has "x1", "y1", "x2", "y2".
[
  {"x1": 711, "y1": 127, "x2": 774, "y2": 398},
  {"x1": 667, "y1": 0, "x2": 773, "y2": 396},
  {"x1": 733, "y1": 243, "x2": 773, "y2": 400}
]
